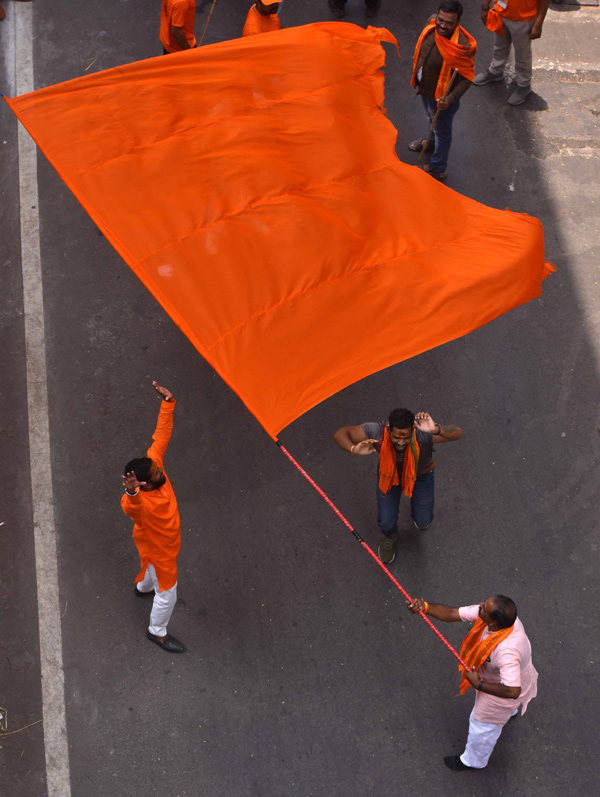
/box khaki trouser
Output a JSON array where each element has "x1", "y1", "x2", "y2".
[{"x1": 489, "y1": 18, "x2": 535, "y2": 88}]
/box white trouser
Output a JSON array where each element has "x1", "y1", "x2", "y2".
[
  {"x1": 460, "y1": 708, "x2": 519, "y2": 768},
  {"x1": 136, "y1": 564, "x2": 177, "y2": 637},
  {"x1": 489, "y1": 18, "x2": 535, "y2": 87}
]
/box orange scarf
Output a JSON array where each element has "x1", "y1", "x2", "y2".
[
  {"x1": 411, "y1": 21, "x2": 477, "y2": 101},
  {"x1": 458, "y1": 618, "x2": 514, "y2": 694},
  {"x1": 378, "y1": 427, "x2": 420, "y2": 498},
  {"x1": 485, "y1": 7, "x2": 505, "y2": 36}
]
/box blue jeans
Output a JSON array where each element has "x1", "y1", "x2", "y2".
[
  {"x1": 421, "y1": 97, "x2": 460, "y2": 173},
  {"x1": 376, "y1": 470, "x2": 435, "y2": 537}
]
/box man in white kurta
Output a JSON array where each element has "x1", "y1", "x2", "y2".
[{"x1": 406, "y1": 594, "x2": 538, "y2": 770}]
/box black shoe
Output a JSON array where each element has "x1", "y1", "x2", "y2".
[
  {"x1": 328, "y1": 0, "x2": 345, "y2": 19},
  {"x1": 444, "y1": 756, "x2": 475, "y2": 771},
  {"x1": 146, "y1": 631, "x2": 186, "y2": 653},
  {"x1": 413, "y1": 519, "x2": 430, "y2": 531},
  {"x1": 135, "y1": 586, "x2": 155, "y2": 598}
]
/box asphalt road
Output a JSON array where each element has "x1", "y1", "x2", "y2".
[{"x1": 1, "y1": 1, "x2": 599, "y2": 796}]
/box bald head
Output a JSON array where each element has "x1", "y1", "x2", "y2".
[{"x1": 489, "y1": 595, "x2": 517, "y2": 629}]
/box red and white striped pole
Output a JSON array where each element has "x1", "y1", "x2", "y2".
[{"x1": 276, "y1": 441, "x2": 470, "y2": 671}]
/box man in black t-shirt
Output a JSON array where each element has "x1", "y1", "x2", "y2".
[{"x1": 334, "y1": 407, "x2": 463, "y2": 564}]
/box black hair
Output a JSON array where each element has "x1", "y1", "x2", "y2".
[
  {"x1": 388, "y1": 407, "x2": 415, "y2": 431},
  {"x1": 438, "y1": 0, "x2": 463, "y2": 19},
  {"x1": 490, "y1": 595, "x2": 517, "y2": 628},
  {"x1": 124, "y1": 457, "x2": 154, "y2": 482}
]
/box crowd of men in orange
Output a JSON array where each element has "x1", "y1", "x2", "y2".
[
  {"x1": 118, "y1": 0, "x2": 546, "y2": 775},
  {"x1": 2, "y1": 0, "x2": 547, "y2": 777}
]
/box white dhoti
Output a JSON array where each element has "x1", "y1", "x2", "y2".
[
  {"x1": 461, "y1": 708, "x2": 519, "y2": 768},
  {"x1": 137, "y1": 564, "x2": 178, "y2": 636}
]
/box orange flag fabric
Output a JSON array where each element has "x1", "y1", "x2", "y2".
[{"x1": 5, "y1": 23, "x2": 553, "y2": 439}]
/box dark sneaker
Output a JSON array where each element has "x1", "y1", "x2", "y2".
[
  {"x1": 328, "y1": 0, "x2": 345, "y2": 19},
  {"x1": 473, "y1": 69, "x2": 504, "y2": 86},
  {"x1": 378, "y1": 535, "x2": 397, "y2": 564},
  {"x1": 422, "y1": 164, "x2": 447, "y2": 181},
  {"x1": 365, "y1": 1, "x2": 381, "y2": 18},
  {"x1": 508, "y1": 85, "x2": 531, "y2": 106},
  {"x1": 413, "y1": 519, "x2": 430, "y2": 531}
]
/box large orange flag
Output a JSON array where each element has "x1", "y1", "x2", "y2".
[{"x1": 6, "y1": 22, "x2": 552, "y2": 439}]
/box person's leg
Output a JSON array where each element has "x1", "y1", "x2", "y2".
[
  {"x1": 489, "y1": 21, "x2": 513, "y2": 77},
  {"x1": 429, "y1": 100, "x2": 460, "y2": 174},
  {"x1": 146, "y1": 564, "x2": 177, "y2": 637},
  {"x1": 420, "y1": 96, "x2": 437, "y2": 148},
  {"x1": 410, "y1": 470, "x2": 434, "y2": 529},
  {"x1": 460, "y1": 710, "x2": 505, "y2": 769},
  {"x1": 507, "y1": 18, "x2": 534, "y2": 87},
  {"x1": 377, "y1": 484, "x2": 402, "y2": 537},
  {"x1": 376, "y1": 483, "x2": 401, "y2": 562},
  {"x1": 136, "y1": 566, "x2": 155, "y2": 594},
  {"x1": 329, "y1": 0, "x2": 346, "y2": 13}
]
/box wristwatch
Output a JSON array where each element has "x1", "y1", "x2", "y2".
[{"x1": 477, "y1": 680, "x2": 485, "y2": 691}]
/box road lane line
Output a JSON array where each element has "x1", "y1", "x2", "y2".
[{"x1": 15, "y1": 5, "x2": 72, "y2": 795}]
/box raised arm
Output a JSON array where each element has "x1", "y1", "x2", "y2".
[
  {"x1": 414, "y1": 412, "x2": 463, "y2": 444},
  {"x1": 146, "y1": 381, "x2": 176, "y2": 467},
  {"x1": 333, "y1": 424, "x2": 378, "y2": 456}
]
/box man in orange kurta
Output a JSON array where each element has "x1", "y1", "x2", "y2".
[
  {"x1": 160, "y1": 0, "x2": 196, "y2": 54},
  {"x1": 243, "y1": 1, "x2": 282, "y2": 37},
  {"x1": 122, "y1": 381, "x2": 184, "y2": 653}
]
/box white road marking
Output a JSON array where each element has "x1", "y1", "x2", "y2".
[{"x1": 14, "y1": 5, "x2": 72, "y2": 795}]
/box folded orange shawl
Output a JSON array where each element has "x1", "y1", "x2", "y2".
[
  {"x1": 412, "y1": 21, "x2": 477, "y2": 101},
  {"x1": 378, "y1": 427, "x2": 420, "y2": 498},
  {"x1": 458, "y1": 618, "x2": 514, "y2": 694}
]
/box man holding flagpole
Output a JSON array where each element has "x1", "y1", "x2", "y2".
[
  {"x1": 406, "y1": 595, "x2": 538, "y2": 770},
  {"x1": 409, "y1": 1, "x2": 477, "y2": 181}
]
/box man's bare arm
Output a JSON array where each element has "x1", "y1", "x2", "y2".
[
  {"x1": 171, "y1": 25, "x2": 192, "y2": 49},
  {"x1": 433, "y1": 424, "x2": 463, "y2": 444},
  {"x1": 406, "y1": 598, "x2": 461, "y2": 622},
  {"x1": 333, "y1": 424, "x2": 378, "y2": 455}
]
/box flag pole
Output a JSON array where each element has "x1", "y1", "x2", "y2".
[
  {"x1": 276, "y1": 440, "x2": 470, "y2": 671},
  {"x1": 198, "y1": 0, "x2": 218, "y2": 47},
  {"x1": 417, "y1": 69, "x2": 458, "y2": 167}
]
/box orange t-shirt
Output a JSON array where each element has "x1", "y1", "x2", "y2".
[
  {"x1": 160, "y1": 0, "x2": 196, "y2": 53},
  {"x1": 122, "y1": 400, "x2": 181, "y2": 591},
  {"x1": 497, "y1": 0, "x2": 540, "y2": 22},
  {"x1": 243, "y1": 4, "x2": 282, "y2": 37}
]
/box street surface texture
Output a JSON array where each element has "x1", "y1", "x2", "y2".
[{"x1": 1, "y1": 1, "x2": 599, "y2": 796}]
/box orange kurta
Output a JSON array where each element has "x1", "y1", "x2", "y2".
[
  {"x1": 243, "y1": 4, "x2": 282, "y2": 37},
  {"x1": 160, "y1": 0, "x2": 196, "y2": 53},
  {"x1": 121, "y1": 400, "x2": 180, "y2": 591}
]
